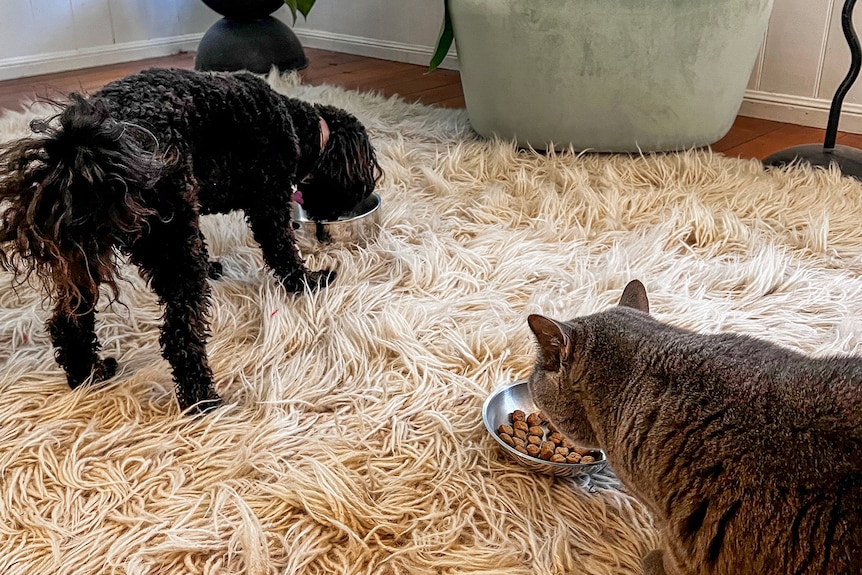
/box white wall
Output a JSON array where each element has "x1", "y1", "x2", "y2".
[
  {"x1": 0, "y1": 0, "x2": 860, "y2": 132},
  {"x1": 290, "y1": 0, "x2": 451, "y2": 68},
  {"x1": 743, "y1": 0, "x2": 862, "y2": 132},
  {"x1": 0, "y1": 0, "x2": 218, "y2": 79}
]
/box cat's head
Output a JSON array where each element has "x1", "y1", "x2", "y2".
[{"x1": 526, "y1": 280, "x2": 650, "y2": 448}]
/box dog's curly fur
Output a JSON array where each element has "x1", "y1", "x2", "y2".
[{"x1": 0, "y1": 68, "x2": 381, "y2": 413}]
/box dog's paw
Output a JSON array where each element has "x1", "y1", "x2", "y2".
[
  {"x1": 94, "y1": 357, "x2": 118, "y2": 382},
  {"x1": 281, "y1": 269, "x2": 336, "y2": 293},
  {"x1": 307, "y1": 269, "x2": 337, "y2": 291},
  {"x1": 207, "y1": 261, "x2": 224, "y2": 279}
]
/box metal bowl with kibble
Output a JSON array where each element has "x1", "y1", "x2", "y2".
[{"x1": 482, "y1": 380, "x2": 608, "y2": 477}]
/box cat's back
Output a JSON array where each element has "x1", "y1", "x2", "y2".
[
  {"x1": 610, "y1": 307, "x2": 862, "y2": 428},
  {"x1": 600, "y1": 309, "x2": 862, "y2": 574},
  {"x1": 616, "y1": 308, "x2": 862, "y2": 486}
]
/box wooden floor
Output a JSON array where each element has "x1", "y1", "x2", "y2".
[{"x1": 1, "y1": 47, "x2": 857, "y2": 161}]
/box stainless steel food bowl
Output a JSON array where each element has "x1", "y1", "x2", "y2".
[
  {"x1": 291, "y1": 192, "x2": 381, "y2": 248},
  {"x1": 482, "y1": 380, "x2": 608, "y2": 477}
]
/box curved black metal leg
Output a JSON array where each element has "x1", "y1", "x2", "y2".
[
  {"x1": 763, "y1": 0, "x2": 862, "y2": 180},
  {"x1": 825, "y1": 0, "x2": 861, "y2": 149}
]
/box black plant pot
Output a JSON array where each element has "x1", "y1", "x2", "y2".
[
  {"x1": 201, "y1": 0, "x2": 284, "y2": 19},
  {"x1": 195, "y1": 0, "x2": 308, "y2": 74}
]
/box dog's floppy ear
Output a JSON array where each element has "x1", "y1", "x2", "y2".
[
  {"x1": 327, "y1": 127, "x2": 380, "y2": 189},
  {"x1": 315, "y1": 105, "x2": 381, "y2": 190},
  {"x1": 300, "y1": 105, "x2": 382, "y2": 220}
]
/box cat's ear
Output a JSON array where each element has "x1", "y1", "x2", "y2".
[
  {"x1": 618, "y1": 280, "x2": 649, "y2": 313},
  {"x1": 528, "y1": 314, "x2": 572, "y2": 370}
]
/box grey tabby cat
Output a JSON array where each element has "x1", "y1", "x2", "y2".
[{"x1": 527, "y1": 280, "x2": 861, "y2": 575}]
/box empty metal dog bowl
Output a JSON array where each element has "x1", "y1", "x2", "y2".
[
  {"x1": 291, "y1": 192, "x2": 381, "y2": 247},
  {"x1": 483, "y1": 380, "x2": 608, "y2": 477}
]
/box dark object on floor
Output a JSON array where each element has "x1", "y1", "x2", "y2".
[
  {"x1": 0, "y1": 68, "x2": 380, "y2": 413},
  {"x1": 763, "y1": 0, "x2": 862, "y2": 181},
  {"x1": 196, "y1": 0, "x2": 308, "y2": 73}
]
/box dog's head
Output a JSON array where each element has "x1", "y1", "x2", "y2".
[{"x1": 297, "y1": 105, "x2": 381, "y2": 221}]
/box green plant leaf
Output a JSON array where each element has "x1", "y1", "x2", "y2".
[
  {"x1": 428, "y1": 0, "x2": 453, "y2": 72},
  {"x1": 284, "y1": 0, "x2": 298, "y2": 22},
  {"x1": 296, "y1": 0, "x2": 316, "y2": 18},
  {"x1": 284, "y1": 0, "x2": 315, "y2": 23}
]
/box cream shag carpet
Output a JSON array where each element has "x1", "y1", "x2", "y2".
[{"x1": 1, "y1": 72, "x2": 862, "y2": 575}]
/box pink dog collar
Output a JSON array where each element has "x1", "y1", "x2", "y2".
[
  {"x1": 319, "y1": 117, "x2": 330, "y2": 154},
  {"x1": 290, "y1": 186, "x2": 303, "y2": 205},
  {"x1": 295, "y1": 115, "x2": 332, "y2": 194}
]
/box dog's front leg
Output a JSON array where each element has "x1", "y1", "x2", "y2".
[
  {"x1": 245, "y1": 205, "x2": 336, "y2": 292},
  {"x1": 49, "y1": 289, "x2": 117, "y2": 389}
]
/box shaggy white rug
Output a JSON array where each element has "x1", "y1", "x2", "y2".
[{"x1": 1, "y1": 71, "x2": 862, "y2": 575}]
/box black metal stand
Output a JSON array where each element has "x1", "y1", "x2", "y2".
[{"x1": 763, "y1": 0, "x2": 862, "y2": 180}]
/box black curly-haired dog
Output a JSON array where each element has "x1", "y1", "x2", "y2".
[{"x1": 0, "y1": 68, "x2": 380, "y2": 413}]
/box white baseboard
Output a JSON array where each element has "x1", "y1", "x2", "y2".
[
  {"x1": 0, "y1": 28, "x2": 458, "y2": 82},
  {"x1": 293, "y1": 28, "x2": 460, "y2": 71},
  {"x1": 740, "y1": 90, "x2": 862, "y2": 135},
  {"x1": 0, "y1": 34, "x2": 203, "y2": 82},
  {"x1": 4, "y1": 28, "x2": 858, "y2": 135}
]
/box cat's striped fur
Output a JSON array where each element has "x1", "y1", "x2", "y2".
[{"x1": 527, "y1": 280, "x2": 861, "y2": 575}]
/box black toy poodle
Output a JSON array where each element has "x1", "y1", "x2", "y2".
[{"x1": 0, "y1": 67, "x2": 381, "y2": 413}]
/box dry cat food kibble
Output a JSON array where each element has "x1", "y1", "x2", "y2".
[{"x1": 497, "y1": 410, "x2": 603, "y2": 465}]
